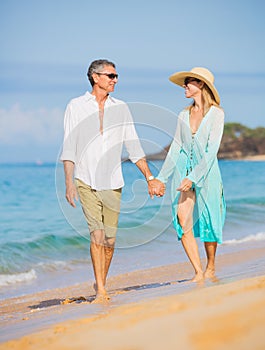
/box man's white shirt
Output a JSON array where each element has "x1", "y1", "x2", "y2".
[{"x1": 60, "y1": 92, "x2": 145, "y2": 190}]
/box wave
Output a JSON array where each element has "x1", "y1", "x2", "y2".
[
  {"x1": 0, "y1": 269, "x2": 37, "y2": 287},
  {"x1": 0, "y1": 233, "x2": 89, "y2": 274},
  {"x1": 36, "y1": 259, "x2": 87, "y2": 272},
  {"x1": 227, "y1": 198, "x2": 265, "y2": 211},
  {"x1": 223, "y1": 232, "x2": 265, "y2": 245}
]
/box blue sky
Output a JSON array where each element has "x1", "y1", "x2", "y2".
[{"x1": 0, "y1": 0, "x2": 265, "y2": 162}]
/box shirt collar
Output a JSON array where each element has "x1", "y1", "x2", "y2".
[{"x1": 84, "y1": 91, "x2": 116, "y2": 104}]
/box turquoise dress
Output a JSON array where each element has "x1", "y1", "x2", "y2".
[{"x1": 157, "y1": 106, "x2": 226, "y2": 244}]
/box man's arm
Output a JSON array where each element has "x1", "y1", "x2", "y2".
[
  {"x1": 135, "y1": 158, "x2": 165, "y2": 198},
  {"x1": 63, "y1": 160, "x2": 78, "y2": 207}
]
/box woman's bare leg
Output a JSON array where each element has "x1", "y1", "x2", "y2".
[
  {"x1": 204, "y1": 241, "x2": 218, "y2": 281},
  {"x1": 181, "y1": 231, "x2": 204, "y2": 282},
  {"x1": 178, "y1": 191, "x2": 203, "y2": 282}
]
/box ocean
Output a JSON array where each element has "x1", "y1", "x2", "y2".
[{"x1": 0, "y1": 160, "x2": 265, "y2": 300}]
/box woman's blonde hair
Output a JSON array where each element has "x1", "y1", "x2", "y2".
[{"x1": 187, "y1": 82, "x2": 220, "y2": 116}]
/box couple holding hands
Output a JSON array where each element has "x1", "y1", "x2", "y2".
[{"x1": 61, "y1": 59, "x2": 226, "y2": 302}]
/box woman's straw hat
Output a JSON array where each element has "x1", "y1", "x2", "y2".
[{"x1": 169, "y1": 67, "x2": 220, "y2": 104}]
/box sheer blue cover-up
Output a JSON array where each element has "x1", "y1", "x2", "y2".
[{"x1": 157, "y1": 106, "x2": 226, "y2": 243}]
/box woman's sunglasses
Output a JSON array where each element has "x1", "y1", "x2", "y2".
[{"x1": 184, "y1": 77, "x2": 200, "y2": 86}]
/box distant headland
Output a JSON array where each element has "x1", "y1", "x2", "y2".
[{"x1": 146, "y1": 123, "x2": 265, "y2": 161}]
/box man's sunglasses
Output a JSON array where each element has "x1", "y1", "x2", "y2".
[{"x1": 96, "y1": 72, "x2": 119, "y2": 80}]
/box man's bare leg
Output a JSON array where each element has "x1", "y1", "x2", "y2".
[
  {"x1": 204, "y1": 241, "x2": 218, "y2": 281},
  {"x1": 90, "y1": 229, "x2": 109, "y2": 301},
  {"x1": 103, "y1": 237, "x2": 115, "y2": 286}
]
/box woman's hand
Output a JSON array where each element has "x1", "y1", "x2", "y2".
[{"x1": 177, "y1": 178, "x2": 193, "y2": 192}]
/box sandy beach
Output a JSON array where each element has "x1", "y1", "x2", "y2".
[
  {"x1": 241, "y1": 154, "x2": 265, "y2": 161},
  {"x1": 1, "y1": 245, "x2": 265, "y2": 350}
]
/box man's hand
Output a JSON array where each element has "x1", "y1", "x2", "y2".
[
  {"x1": 176, "y1": 178, "x2": 193, "y2": 192},
  {"x1": 63, "y1": 160, "x2": 78, "y2": 207},
  {"x1": 148, "y1": 179, "x2": 166, "y2": 199},
  {"x1": 134, "y1": 159, "x2": 165, "y2": 198},
  {"x1": 65, "y1": 181, "x2": 79, "y2": 207}
]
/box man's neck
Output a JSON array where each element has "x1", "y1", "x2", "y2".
[{"x1": 91, "y1": 87, "x2": 109, "y2": 106}]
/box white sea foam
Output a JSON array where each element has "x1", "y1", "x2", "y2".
[
  {"x1": 223, "y1": 232, "x2": 265, "y2": 245},
  {"x1": 36, "y1": 260, "x2": 70, "y2": 272},
  {"x1": 0, "y1": 269, "x2": 37, "y2": 287},
  {"x1": 36, "y1": 259, "x2": 86, "y2": 272}
]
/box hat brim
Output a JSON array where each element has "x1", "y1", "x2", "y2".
[{"x1": 169, "y1": 71, "x2": 220, "y2": 104}]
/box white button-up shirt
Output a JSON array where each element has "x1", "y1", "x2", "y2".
[{"x1": 60, "y1": 92, "x2": 145, "y2": 190}]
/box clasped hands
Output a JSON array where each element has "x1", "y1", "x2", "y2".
[
  {"x1": 148, "y1": 179, "x2": 166, "y2": 199},
  {"x1": 148, "y1": 178, "x2": 193, "y2": 199}
]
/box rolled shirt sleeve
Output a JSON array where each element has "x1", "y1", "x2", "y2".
[{"x1": 60, "y1": 103, "x2": 77, "y2": 163}]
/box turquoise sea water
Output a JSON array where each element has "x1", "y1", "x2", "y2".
[{"x1": 0, "y1": 160, "x2": 265, "y2": 299}]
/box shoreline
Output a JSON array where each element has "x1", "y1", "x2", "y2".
[
  {"x1": 1, "y1": 244, "x2": 265, "y2": 347},
  {"x1": 240, "y1": 154, "x2": 265, "y2": 161},
  {"x1": 1, "y1": 275, "x2": 264, "y2": 349}
]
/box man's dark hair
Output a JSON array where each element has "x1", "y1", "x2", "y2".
[{"x1": 87, "y1": 59, "x2": 116, "y2": 86}]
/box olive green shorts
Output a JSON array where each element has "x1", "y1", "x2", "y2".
[{"x1": 75, "y1": 179, "x2": 122, "y2": 238}]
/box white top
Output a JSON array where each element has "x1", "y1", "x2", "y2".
[{"x1": 60, "y1": 92, "x2": 145, "y2": 190}]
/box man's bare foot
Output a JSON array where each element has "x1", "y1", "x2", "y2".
[
  {"x1": 91, "y1": 291, "x2": 110, "y2": 304},
  {"x1": 204, "y1": 268, "x2": 219, "y2": 282}
]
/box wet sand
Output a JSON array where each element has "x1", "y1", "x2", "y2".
[{"x1": 0, "y1": 246, "x2": 265, "y2": 349}]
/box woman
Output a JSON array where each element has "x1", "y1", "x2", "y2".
[{"x1": 153, "y1": 67, "x2": 226, "y2": 282}]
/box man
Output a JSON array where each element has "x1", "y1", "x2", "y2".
[{"x1": 61, "y1": 59, "x2": 163, "y2": 302}]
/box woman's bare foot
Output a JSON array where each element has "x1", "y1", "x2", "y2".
[
  {"x1": 190, "y1": 272, "x2": 204, "y2": 283},
  {"x1": 204, "y1": 268, "x2": 219, "y2": 282}
]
